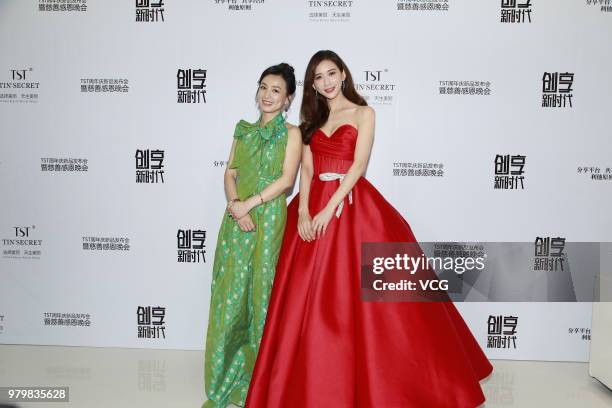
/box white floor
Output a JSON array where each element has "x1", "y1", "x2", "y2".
[{"x1": 0, "y1": 344, "x2": 610, "y2": 408}]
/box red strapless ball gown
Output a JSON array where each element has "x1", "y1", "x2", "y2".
[{"x1": 245, "y1": 124, "x2": 493, "y2": 408}]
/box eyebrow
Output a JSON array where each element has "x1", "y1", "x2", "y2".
[
  {"x1": 314, "y1": 68, "x2": 337, "y2": 76},
  {"x1": 260, "y1": 82, "x2": 281, "y2": 89}
]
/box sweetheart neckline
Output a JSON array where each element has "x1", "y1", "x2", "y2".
[{"x1": 316, "y1": 123, "x2": 358, "y2": 139}]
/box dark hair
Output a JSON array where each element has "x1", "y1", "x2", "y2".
[
  {"x1": 257, "y1": 62, "x2": 297, "y2": 100},
  {"x1": 299, "y1": 50, "x2": 367, "y2": 144}
]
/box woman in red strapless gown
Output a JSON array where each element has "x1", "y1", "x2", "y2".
[{"x1": 245, "y1": 50, "x2": 493, "y2": 408}]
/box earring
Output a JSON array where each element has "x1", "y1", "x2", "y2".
[{"x1": 342, "y1": 80, "x2": 345, "y2": 90}]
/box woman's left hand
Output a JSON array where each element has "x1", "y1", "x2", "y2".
[
  {"x1": 311, "y1": 205, "x2": 335, "y2": 239},
  {"x1": 229, "y1": 200, "x2": 250, "y2": 220}
]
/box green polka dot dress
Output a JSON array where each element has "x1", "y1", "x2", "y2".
[{"x1": 203, "y1": 111, "x2": 288, "y2": 408}]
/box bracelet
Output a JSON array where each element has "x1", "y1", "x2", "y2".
[
  {"x1": 227, "y1": 198, "x2": 239, "y2": 209},
  {"x1": 258, "y1": 193, "x2": 264, "y2": 205}
]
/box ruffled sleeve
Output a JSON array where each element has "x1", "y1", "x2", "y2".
[
  {"x1": 232, "y1": 119, "x2": 250, "y2": 139},
  {"x1": 228, "y1": 120, "x2": 250, "y2": 169}
]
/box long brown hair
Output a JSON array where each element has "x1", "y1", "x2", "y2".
[{"x1": 299, "y1": 50, "x2": 367, "y2": 144}]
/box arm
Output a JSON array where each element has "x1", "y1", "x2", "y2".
[
  {"x1": 224, "y1": 139, "x2": 240, "y2": 202},
  {"x1": 311, "y1": 106, "x2": 376, "y2": 238},
  {"x1": 297, "y1": 143, "x2": 315, "y2": 241},
  {"x1": 229, "y1": 126, "x2": 302, "y2": 219},
  {"x1": 224, "y1": 138, "x2": 257, "y2": 232},
  {"x1": 298, "y1": 143, "x2": 314, "y2": 214}
]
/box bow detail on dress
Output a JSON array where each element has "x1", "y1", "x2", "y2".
[{"x1": 234, "y1": 111, "x2": 286, "y2": 141}]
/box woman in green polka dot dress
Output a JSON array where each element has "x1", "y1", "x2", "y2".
[{"x1": 202, "y1": 63, "x2": 302, "y2": 408}]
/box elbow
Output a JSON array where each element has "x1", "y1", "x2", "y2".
[
  {"x1": 354, "y1": 162, "x2": 367, "y2": 177},
  {"x1": 302, "y1": 166, "x2": 314, "y2": 180},
  {"x1": 224, "y1": 169, "x2": 237, "y2": 180},
  {"x1": 282, "y1": 176, "x2": 294, "y2": 191}
]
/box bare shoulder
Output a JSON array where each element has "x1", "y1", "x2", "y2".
[
  {"x1": 285, "y1": 122, "x2": 302, "y2": 140},
  {"x1": 285, "y1": 122, "x2": 299, "y2": 131},
  {"x1": 358, "y1": 105, "x2": 375, "y2": 119},
  {"x1": 357, "y1": 106, "x2": 375, "y2": 129}
]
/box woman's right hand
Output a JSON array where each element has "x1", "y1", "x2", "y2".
[
  {"x1": 298, "y1": 211, "x2": 315, "y2": 242},
  {"x1": 236, "y1": 213, "x2": 256, "y2": 232}
]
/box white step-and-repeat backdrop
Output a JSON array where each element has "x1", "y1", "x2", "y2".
[{"x1": 1, "y1": 0, "x2": 611, "y2": 362}]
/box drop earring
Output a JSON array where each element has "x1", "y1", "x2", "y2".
[{"x1": 342, "y1": 80, "x2": 345, "y2": 90}]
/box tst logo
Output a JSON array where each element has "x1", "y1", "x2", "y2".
[
  {"x1": 13, "y1": 225, "x2": 35, "y2": 237},
  {"x1": 365, "y1": 69, "x2": 387, "y2": 82},
  {"x1": 11, "y1": 68, "x2": 32, "y2": 80}
]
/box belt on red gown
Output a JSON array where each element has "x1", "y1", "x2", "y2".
[{"x1": 318, "y1": 172, "x2": 353, "y2": 218}]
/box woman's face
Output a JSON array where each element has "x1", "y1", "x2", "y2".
[
  {"x1": 256, "y1": 74, "x2": 289, "y2": 114},
  {"x1": 312, "y1": 59, "x2": 346, "y2": 99}
]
